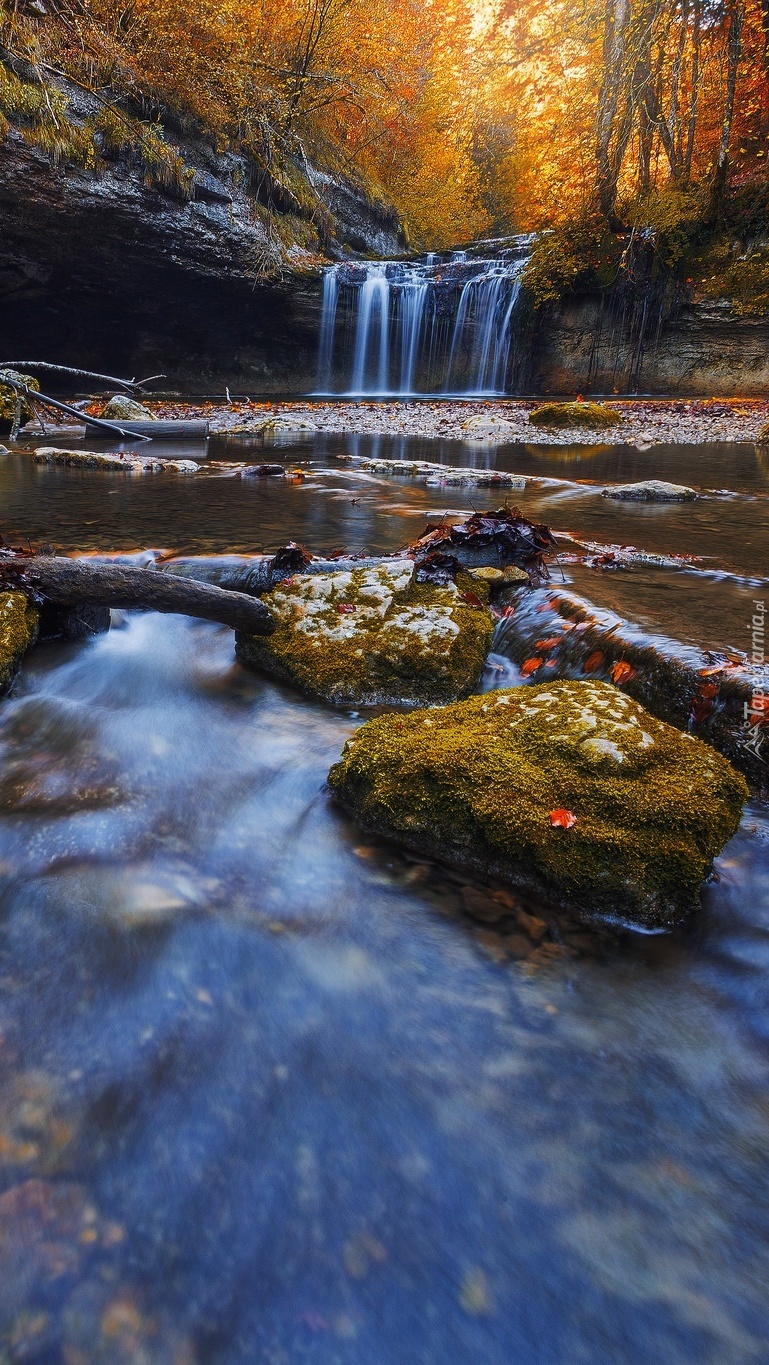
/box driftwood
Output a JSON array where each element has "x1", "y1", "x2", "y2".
[
  {"x1": 84, "y1": 418, "x2": 209, "y2": 440},
  {"x1": 0, "y1": 363, "x2": 166, "y2": 391},
  {"x1": 0, "y1": 558, "x2": 275, "y2": 635}
]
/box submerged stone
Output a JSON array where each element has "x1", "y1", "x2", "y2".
[
  {"x1": 235, "y1": 558, "x2": 494, "y2": 706},
  {"x1": 328, "y1": 679, "x2": 748, "y2": 929},
  {"x1": 0, "y1": 592, "x2": 39, "y2": 696},
  {"x1": 33, "y1": 447, "x2": 198, "y2": 474},
  {"x1": 528, "y1": 402, "x2": 622, "y2": 430},
  {"x1": 602, "y1": 480, "x2": 697, "y2": 501}
]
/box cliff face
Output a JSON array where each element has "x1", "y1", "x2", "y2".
[
  {"x1": 525, "y1": 294, "x2": 769, "y2": 397},
  {"x1": 0, "y1": 131, "x2": 401, "y2": 393},
  {"x1": 3, "y1": 126, "x2": 768, "y2": 397}
]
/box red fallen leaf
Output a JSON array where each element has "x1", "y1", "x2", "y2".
[
  {"x1": 583, "y1": 651, "x2": 604, "y2": 673},
  {"x1": 699, "y1": 666, "x2": 724, "y2": 677},
  {"x1": 521, "y1": 656, "x2": 543, "y2": 676},
  {"x1": 698, "y1": 681, "x2": 719, "y2": 700},
  {"x1": 460, "y1": 590, "x2": 485, "y2": 608},
  {"x1": 500, "y1": 606, "x2": 517, "y2": 618},
  {"x1": 535, "y1": 637, "x2": 561, "y2": 650},
  {"x1": 610, "y1": 660, "x2": 636, "y2": 684},
  {"x1": 550, "y1": 809, "x2": 577, "y2": 829},
  {"x1": 337, "y1": 603, "x2": 356, "y2": 614}
]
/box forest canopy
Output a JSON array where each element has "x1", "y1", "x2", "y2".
[{"x1": 0, "y1": 0, "x2": 767, "y2": 251}]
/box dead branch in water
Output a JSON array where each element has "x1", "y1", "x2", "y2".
[
  {"x1": 0, "y1": 557, "x2": 275, "y2": 635},
  {"x1": 0, "y1": 372, "x2": 153, "y2": 443}
]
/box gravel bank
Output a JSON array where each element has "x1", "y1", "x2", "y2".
[{"x1": 151, "y1": 398, "x2": 769, "y2": 445}]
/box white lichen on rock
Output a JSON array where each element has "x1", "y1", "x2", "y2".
[
  {"x1": 33, "y1": 448, "x2": 198, "y2": 474},
  {"x1": 602, "y1": 480, "x2": 697, "y2": 501},
  {"x1": 235, "y1": 558, "x2": 494, "y2": 705}
]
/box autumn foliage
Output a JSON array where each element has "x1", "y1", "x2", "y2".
[{"x1": 0, "y1": 0, "x2": 767, "y2": 250}]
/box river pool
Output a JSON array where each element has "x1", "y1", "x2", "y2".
[{"x1": 0, "y1": 431, "x2": 767, "y2": 1362}]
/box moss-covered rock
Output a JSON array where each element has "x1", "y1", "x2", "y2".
[
  {"x1": 101, "y1": 396, "x2": 155, "y2": 420},
  {"x1": 328, "y1": 679, "x2": 748, "y2": 929},
  {"x1": 0, "y1": 592, "x2": 39, "y2": 695},
  {"x1": 0, "y1": 372, "x2": 40, "y2": 426},
  {"x1": 235, "y1": 559, "x2": 494, "y2": 706},
  {"x1": 528, "y1": 402, "x2": 622, "y2": 430}
]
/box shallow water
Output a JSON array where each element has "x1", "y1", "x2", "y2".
[{"x1": 0, "y1": 432, "x2": 768, "y2": 1361}]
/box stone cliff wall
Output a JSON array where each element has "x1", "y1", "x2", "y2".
[
  {"x1": 525, "y1": 294, "x2": 769, "y2": 397},
  {"x1": 0, "y1": 133, "x2": 398, "y2": 393}
]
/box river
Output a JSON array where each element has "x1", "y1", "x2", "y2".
[{"x1": 0, "y1": 430, "x2": 767, "y2": 1362}]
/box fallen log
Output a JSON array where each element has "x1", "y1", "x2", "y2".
[
  {"x1": 84, "y1": 418, "x2": 209, "y2": 440},
  {"x1": 0, "y1": 558, "x2": 275, "y2": 635}
]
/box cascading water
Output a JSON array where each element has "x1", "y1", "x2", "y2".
[{"x1": 315, "y1": 240, "x2": 531, "y2": 397}]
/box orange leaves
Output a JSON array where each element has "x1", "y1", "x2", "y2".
[
  {"x1": 535, "y1": 637, "x2": 561, "y2": 650},
  {"x1": 550, "y1": 809, "x2": 577, "y2": 829},
  {"x1": 610, "y1": 660, "x2": 635, "y2": 685},
  {"x1": 521, "y1": 656, "x2": 543, "y2": 676},
  {"x1": 583, "y1": 651, "x2": 604, "y2": 673}
]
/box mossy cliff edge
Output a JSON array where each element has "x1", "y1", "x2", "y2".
[
  {"x1": 0, "y1": 591, "x2": 38, "y2": 694},
  {"x1": 235, "y1": 560, "x2": 494, "y2": 707},
  {"x1": 329, "y1": 679, "x2": 748, "y2": 929}
]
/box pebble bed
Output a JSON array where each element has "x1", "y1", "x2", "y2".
[{"x1": 151, "y1": 398, "x2": 769, "y2": 445}]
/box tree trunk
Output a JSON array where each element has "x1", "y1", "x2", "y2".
[
  {"x1": 0, "y1": 559, "x2": 276, "y2": 635},
  {"x1": 595, "y1": 0, "x2": 632, "y2": 222}
]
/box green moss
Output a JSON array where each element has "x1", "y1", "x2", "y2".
[
  {"x1": 328, "y1": 679, "x2": 748, "y2": 929},
  {"x1": 0, "y1": 372, "x2": 40, "y2": 424},
  {"x1": 521, "y1": 219, "x2": 623, "y2": 307},
  {"x1": 236, "y1": 560, "x2": 494, "y2": 706},
  {"x1": 688, "y1": 236, "x2": 769, "y2": 317},
  {"x1": 0, "y1": 591, "x2": 38, "y2": 695},
  {"x1": 528, "y1": 402, "x2": 622, "y2": 431}
]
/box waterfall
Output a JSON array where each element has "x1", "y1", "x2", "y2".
[
  {"x1": 350, "y1": 267, "x2": 390, "y2": 395},
  {"x1": 315, "y1": 239, "x2": 531, "y2": 397},
  {"x1": 316, "y1": 268, "x2": 339, "y2": 391}
]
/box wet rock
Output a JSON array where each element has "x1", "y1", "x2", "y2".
[
  {"x1": 33, "y1": 447, "x2": 198, "y2": 474},
  {"x1": 0, "y1": 591, "x2": 39, "y2": 696},
  {"x1": 338, "y1": 453, "x2": 524, "y2": 487},
  {"x1": 493, "y1": 586, "x2": 766, "y2": 789},
  {"x1": 101, "y1": 395, "x2": 155, "y2": 421},
  {"x1": 236, "y1": 558, "x2": 494, "y2": 706},
  {"x1": 602, "y1": 480, "x2": 697, "y2": 502},
  {"x1": 528, "y1": 402, "x2": 622, "y2": 430},
  {"x1": 258, "y1": 417, "x2": 317, "y2": 436},
  {"x1": 460, "y1": 415, "x2": 518, "y2": 442},
  {"x1": 240, "y1": 463, "x2": 286, "y2": 477},
  {"x1": 328, "y1": 679, "x2": 748, "y2": 929},
  {"x1": 756, "y1": 422, "x2": 769, "y2": 445}
]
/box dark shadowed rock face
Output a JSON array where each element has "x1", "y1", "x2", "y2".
[
  {"x1": 0, "y1": 134, "x2": 402, "y2": 393},
  {"x1": 526, "y1": 293, "x2": 769, "y2": 397}
]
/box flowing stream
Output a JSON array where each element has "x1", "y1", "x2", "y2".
[{"x1": 0, "y1": 431, "x2": 768, "y2": 1361}]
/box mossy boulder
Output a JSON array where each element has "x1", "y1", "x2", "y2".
[
  {"x1": 528, "y1": 402, "x2": 622, "y2": 431},
  {"x1": 101, "y1": 396, "x2": 155, "y2": 420},
  {"x1": 0, "y1": 592, "x2": 39, "y2": 695},
  {"x1": 0, "y1": 372, "x2": 40, "y2": 426},
  {"x1": 235, "y1": 559, "x2": 494, "y2": 706},
  {"x1": 328, "y1": 679, "x2": 748, "y2": 929}
]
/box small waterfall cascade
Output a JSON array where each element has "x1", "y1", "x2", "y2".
[{"x1": 315, "y1": 239, "x2": 531, "y2": 397}]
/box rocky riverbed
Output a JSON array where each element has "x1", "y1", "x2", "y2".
[{"x1": 145, "y1": 397, "x2": 769, "y2": 445}]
